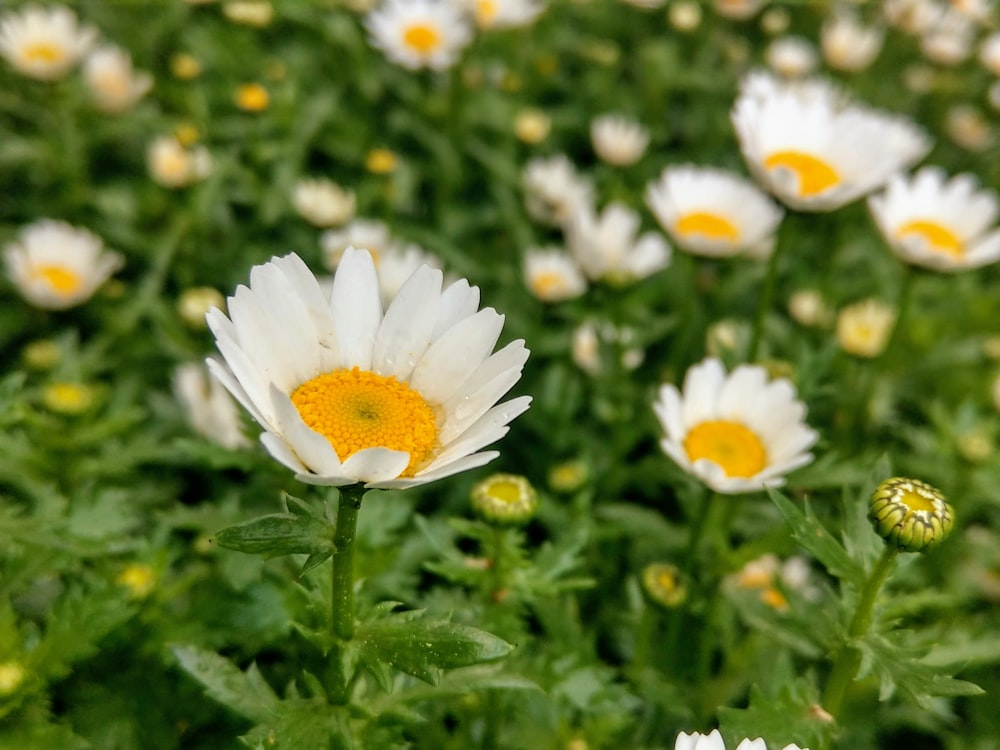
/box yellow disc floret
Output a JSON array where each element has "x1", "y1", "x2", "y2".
[
  {"x1": 34, "y1": 265, "x2": 82, "y2": 295},
  {"x1": 764, "y1": 150, "x2": 841, "y2": 198},
  {"x1": 683, "y1": 420, "x2": 767, "y2": 478},
  {"x1": 675, "y1": 211, "x2": 741, "y2": 241},
  {"x1": 402, "y1": 23, "x2": 441, "y2": 54},
  {"x1": 896, "y1": 220, "x2": 963, "y2": 257},
  {"x1": 291, "y1": 367, "x2": 437, "y2": 477}
]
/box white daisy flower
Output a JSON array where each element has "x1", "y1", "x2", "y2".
[
  {"x1": 920, "y1": 9, "x2": 974, "y2": 66},
  {"x1": 523, "y1": 247, "x2": 587, "y2": 302},
  {"x1": 868, "y1": 167, "x2": 1000, "y2": 272},
  {"x1": 765, "y1": 36, "x2": 817, "y2": 79},
  {"x1": 883, "y1": 0, "x2": 941, "y2": 35},
  {"x1": 566, "y1": 202, "x2": 671, "y2": 283},
  {"x1": 712, "y1": 0, "x2": 764, "y2": 21},
  {"x1": 821, "y1": 11, "x2": 884, "y2": 73},
  {"x1": 654, "y1": 358, "x2": 818, "y2": 494},
  {"x1": 147, "y1": 135, "x2": 212, "y2": 188},
  {"x1": 174, "y1": 361, "x2": 250, "y2": 450},
  {"x1": 83, "y1": 45, "x2": 153, "y2": 113},
  {"x1": 979, "y1": 32, "x2": 1000, "y2": 76},
  {"x1": 0, "y1": 4, "x2": 97, "y2": 81},
  {"x1": 4, "y1": 219, "x2": 123, "y2": 310},
  {"x1": 364, "y1": 0, "x2": 473, "y2": 71},
  {"x1": 464, "y1": 0, "x2": 545, "y2": 30},
  {"x1": 732, "y1": 72, "x2": 931, "y2": 211},
  {"x1": 320, "y1": 219, "x2": 394, "y2": 268},
  {"x1": 523, "y1": 154, "x2": 594, "y2": 228},
  {"x1": 292, "y1": 178, "x2": 356, "y2": 228},
  {"x1": 675, "y1": 730, "x2": 809, "y2": 750},
  {"x1": 836, "y1": 298, "x2": 895, "y2": 358},
  {"x1": 590, "y1": 114, "x2": 650, "y2": 167},
  {"x1": 206, "y1": 249, "x2": 530, "y2": 489},
  {"x1": 646, "y1": 165, "x2": 783, "y2": 258}
]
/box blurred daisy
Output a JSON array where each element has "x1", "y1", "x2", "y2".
[
  {"x1": 523, "y1": 154, "x2": 594, "y2": 227},
  {"x1": 523, "y1": 248, "x2": 587, "y2": 302},
  {"x1": 883, "y1": 0, "x2": 941, "y2": 35},
  {"x1": 147, "y1": 135, "x2": 212, "y2": 188},
  {"x1": 292, "y1": 178, "x2": 356, "y2": 227},
  {"x1": 590, "y1": 114, "x2": 650, "y2": 167},
  {"x1": 174, "y1": 361, "x2": 250, "y2": 450},
  {"x1": 944, "y1": 105, "x2": 994, "y2": 153},
  {"x1": 868, "y1": 167, "x2": 1000, "y2": 272},
  {"x1": 732, "y1": 71, "x2": 931, "y2": 211},
  {"x1": 4, "y1": 219, "x2": 123, "y2": 310},
  {"x1": 980, "y1": 32, "x2": 1000, "y2": 75},
  {"x1": 514, "y1": 109, "x2": 550, "y2": 144},
  {"x1": 321, "y1": 218, "x2": 394, "y2": 267},
  {"x1": 0, "y1": 4, "x2": 97, "y2": 81},
  {"x1": 821, "y1": 11, "x2": 883, "y2": 73},
  {"x1": 676, "y1": 730, "x2": 809, "y2": 750},
  {"x1": 668, "y1": 1, "x2": 702, "y2": 31},
  {"x1": 920, "y1": 9, "x2": 974, "y2": 65},
  {"x1": 646, "y1": 165, "x2": 783, "y2": 258},
  {"x1": 223, "y1": 1, "x2": 275, "y2": 26},
  {"x1": 464, "y1": 0, "x2": 545, "y2": 30},
  {"x1": 83, "y1": 45, "x2": 153, "y2": 113},
  {"x1": 654, "y1": 358, "x2": 818, "y2": 494},
  {"x1": 374, "y1": 242, "x2": 442, "y2": 304},
  {"x1": 713, "y1": 0, "x2": 764, "y2": 20},
  {"x1": 765, "y1": 36, "x2": 817, "y2": 78},
  {"x1": 566, "y1": 202, "x2": 671, "y2": 283},
  {"x1": 206, "y1": 250, "x2": 530, "y2": 488},
  {"x1": 836, "y1": 299, "x2": 895, "y2": 358},
  {"x1": 364, "y1": 0, "x2": 473, "y2": 71}
]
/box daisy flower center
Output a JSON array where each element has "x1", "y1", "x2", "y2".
[
  {"x1": 763, "y1": 150, "x2": 840, "y2": 198},
  {"x1": 291, "y1": 366, "x2": 438, "y2": 477},
  {"x1": 895, "y1": 219, "x2": 963, "y2": 257},
  {"x1": 530, "y1": 271, "x2": 567, "y2": 297},
  {"x1": 683, "y1": 420, "x2": 767, "y2": 478},
  {"x1": 23, "y1": 42, "x2": 66, "y2": 64},
  {"x1": 475, "y1": 0, "x2": 498, "y2": 25},
  {"x1": 898, "y1": 488, "x2": 938, "y2": 513},
  {"x1": 675, "y1": 211, "x2": 740, "y2": 241},
  {"x1": 402, "y1": 23, "x2": 442, "y2": 54},
  {"x1": 33, "y1": 265, "x2": 82, "y2": 295}
]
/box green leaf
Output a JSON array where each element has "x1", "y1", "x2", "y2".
[
  {"x1": 171, "y1": 645, "x2": 280, "y2": 722},
  {"x1": 240, "y1": 699, "x2": 352, "y2": 750},
  {"x1": 719, "y1": 679, "x2": 835, "y2": 750},
  {"x1": 213, "y1": 507, "x2": 333, "y2": 564},
  {"x1": 767, "y1": 488, "x2": 864, "y2": 587},
  {"x1": 357, "y1": 607, "x2": 514, "y2": 686}
]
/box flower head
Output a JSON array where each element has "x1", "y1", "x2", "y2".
[
  {"x1": 523, "y1": 154, "x2": 594, "y2": 228},
  {"x1": 869, "y1": 167, "x2": 1000, "y2": 272},
  {"x1": 292, "y1": 178, "x2": 356, "y2": 227},
  {"x1": 642, "y1": 563, "x2": 686, "y2": 608},
  {"x1": 590, "y1": 114, "x2": 650, "y2": 166},
  {"x1": 821, "y1": 11, "x2": 884, "y2": 73},
  {"x1": 321, "y1": 219, "x2": 394, "y2": 268},
  {"x1": 523, "y1": 248, "x2": 587, "y2": 302},
  {"x1": 646, "y1": 165, "x2": 783, "y2": 258},
  {"x1": 83, "y1": 44, "x2": 153, "y2": 113},
  {"x1": 4, "y1": 219, "x2": 123, "y2": 310},
  {"x1": 836, "y1": 298, "x2": 895, "y2": 358},
  {"x1": 654, "y1": 358, "x2": 818, "y2": 494},
  {"x1": 0, "y1": 4, "x2": 97, "y2": 81},
  {"x1": 174, "y1": 361, "x2": 251, "y2": 450},
  {"x1": 566, "y1": 202, "x2": 671, "y2": 284},
  {"x1": 732, "y1": 71, "x2": 931, "y2": 211},
  {"x1": 147, "y1": 135, "x2": 212, "y2": 188},
  {"x1": 365, "y1": 0, "x2": 473, "y2": 71},
  {"x1": 869, "y1": 477, "x2": 954, "y2": 552},
  {"x1": 465, "y1": 0, "x2": 545, "y2": 30},
  {"x1": 207, "y1": 250, "x2": 530, "y2": 488},
  {"x1": 471, "y1": 473, "x2": 539, "y2": 524},
  {"x1": 675, "y1": 730, "x2": 808, "y2": 750}
]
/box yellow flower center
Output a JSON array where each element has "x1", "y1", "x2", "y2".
[
  {"x1": 675, "y1": 211, "x2": 741, "y2": 241},
  {"x1": 33, "y1": 265, "x2": 82, "y2": 295},
  {"x1": 764, "y1": 150, "x2": 841, "y2": 198},
  {"x1": 365, "y1": 148, "x2": 398, "y2": 174},
  {"x1": 895, "y1": 219, "x2": 963, "y2": 257},
  {"x1": 683, "y1": 420, "x2": 767, "y2": 478},
  {"x1": 898, "y1": 488, "x2": 938, "y2": 513},
  {"x1": 484, "y1": 477, "x2": 523, "y2": 504},
  {"x1": 235, "y1": 83, "x2": 269, "y2": 112},
  {"x1": 402, "y1": 23, "x2": 442, "y2": 54},
  {"x1": 291, "y1": 367, "x2": 438, "y2": 477},
  {"x1": 23, "y1": 42, "x2": 65, "y2": 64},
  {"x1": 761, "y1": 587, "x2": 789, "y2": 611},
  {"x1": 475, "y1": 0, "x2": 498, "y2": 25},
  {"x1": 530, "y1": 271, "x2": 567, "y2": 298}
]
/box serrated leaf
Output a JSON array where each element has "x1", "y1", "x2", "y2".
[
  {"x1": 213, "y1": 512, "x2": 333, "y2": 559},
  {"x1": 767, "y1": 488, "x2": 864, "y2": 587},
  {"x1": 357, "y1": 608, "x2": 514, "y2": 685},
  {"x1": 719, "y1": 679, "x2": 834, "y2": 750},
  {"x1": 171, "y1": 645, "x2": 280, "y2": 722},
  {"x1": 240, "y1": 699, "x2": 352, "y2": 750},
  {"x1": 924, "y1": 637, "x2": 1000, "y2": 668}
]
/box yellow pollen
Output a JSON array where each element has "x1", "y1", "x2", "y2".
[
  {"x1": 402, "y1": 23, "x2": 442, "y2": 54},
  {"x1": 896, "y1": 220, "x2": 963, "y2": 257},
  {"x1": 764, "y1": 150, "x2": 841, "y2": 198},
  {"x1": 291, "y1": 367, "x2": 437, "y2": 477},
  {"x1": 23, "y1": 42, "x2": 65, "y2": 64},
  {"x1": 33, "y1": 265, "x2": 82, "y2": 295},
  {"x1": 675, "y1": 211, "x2": 740, "y2": 241},
  {"x1": 898, "y1": 488, "x2": 937, "y2": 513},
  {"x1": 683, "y1": 420, "x2": 767, "y2": 478}
]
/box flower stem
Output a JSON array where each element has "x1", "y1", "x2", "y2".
[
  {"x1": 821, "y1": 546, "x2": 900, "y2": 724},
  {"x1": 885, "y1": 263, "x2": 917, "y2": 358},
  {"x1": 747, "y1": 227, "x2": 786, "y2": 363},
  {"x1": 331, "y1": 484, "x2": 364, "y2": 642}
]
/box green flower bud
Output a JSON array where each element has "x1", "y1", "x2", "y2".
[
  {"x1": 641, "y1": 563, "x2": 686, "y2": 609},
  {"x1": 869, "y1": 477, "x2": 954, "y2": 553},
  {"x1": 471, "y1": 474, "x2": 538, "y2": 525}
]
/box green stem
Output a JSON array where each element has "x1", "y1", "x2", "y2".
[
  {"x1": 885, "y1": 263, "x2": 917, "y2": 358},
  {"x1": 821, "y1": 546, "x2": 900, "y2": 724},
  {"x1": 490, "y1": 526, "x2": 505, "y2": 599},
  {"x1": 747, "y1": 226, "x2": 786, "y2": 363},
  {"x1": 332, "y1": 485, "x2": 364, "y2": 641}
]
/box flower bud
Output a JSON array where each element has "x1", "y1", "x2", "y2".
[
  {"x1": 471, "y1": 473, "x2": 539, "y2": 525},
  {"x1": 869, "y1": 477, "x2": 954, "y2": 552},
  {"x1": 177, "y1": 286, "x2": 225, "y2": 329},
  {"x1": 641, "y1": 563, "x2": 686, "y2": 608},
  {"x1": 0, "y1": 661, "x2": 25, "y2": 696},
  {"x1": 42, "y1": 382, "x2": 97, "y2": 415}
]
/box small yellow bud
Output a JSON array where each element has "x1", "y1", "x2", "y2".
[
  {"x1": 547, "y1": 460, "x2": 590, "y2": 493},
  {"x1": 365, "y1": 148, "x2": 398, "y2": 174},
  {"x1": 641, "y1": 563, "x2": 686, "y2": 608},
  {"x1": 869, "y1": 477, "x2": 954, "y2": 553},
  {"x1": 117, "y1": 563, "x2": 156, "y2": 600},
  {"x1": 836, "y1": 298, "x2": 895, "y2": 358},
  {"x1": 178, "y1": 287, "x2": 226, "y2": 329},
  {"x1": 170, "y1": 53, "x2": 201, "y2": 80},
  {"x1": 235, "y1": 83, "x2": 269, "y2": 112},
  {"x1": 22, "y1": 339, "x2": 61, "y2": 370},
  {"x1": 514, "y1": 110, "x2": 551, "y2": 145},
  {"x1": 0, "y1": 661, "x2": 26, "y2": 696},
  {"x1": 471, "y1": 474, "x2": 539, "y2": 525},
  {"x1": 42, "y1": 382, "x2": 97, "y2": 416}
]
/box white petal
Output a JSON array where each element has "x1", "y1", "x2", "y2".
[
  {"x1": 410, "y1": 308, "x2": 505, "y2": 404},
  {"x1": 331, "y1": 247, "x2": 383, "y2": 370},
  {"x1": 341, "y1": 447, "x2": 410, "y2": 483},
  {"x1": 372, "y1": 264, "x2": 442, "y2": 381}
]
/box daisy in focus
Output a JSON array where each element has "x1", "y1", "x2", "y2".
[
  {"x1": 653, "y1": 358, "x2": 818, "y2": 494},
  {"x1": 675, "y1": 729, "x2": 809, "y2": 750},
  {"x1": 0, "y1": 4, "x2": 97, "y2": 81},
  {"x1": 732, "y1": 71, "x2": 931, "y2": 211},
  {"x1": 206, "y1": 249, "x2": 530, "y2": 488},
  {"x1": 364, "y1": 0, "x2": 473, "y2": 71},
  {"x1": 566, "y1": 202, "x2": 671, "y2": 283},
  {"x1": 868, "y1": 166, "x2": 1000, "y2": 272},
  {"x1": 4, "y1": 219, "x2": 123, "y2": 310},
  {"x1": 646, "y1": 165, "x2": 783, "y2": 258}
]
